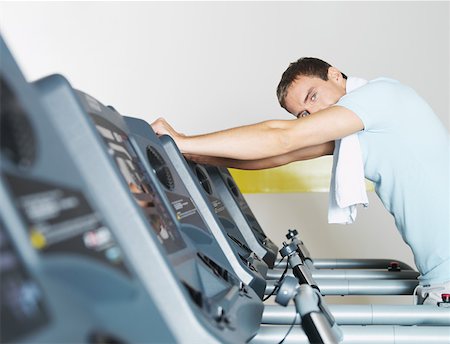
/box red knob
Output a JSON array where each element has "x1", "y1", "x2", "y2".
[
  {"x1": 442, "y1": 294, "x2": 450, "y2": 303},
  {"x1": 388, "y1": 261, "x2": 400, "y2": 271}
]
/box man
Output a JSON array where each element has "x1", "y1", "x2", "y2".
[{"x1": 151, "y1": 58, "x2": 450, "y2": 305}]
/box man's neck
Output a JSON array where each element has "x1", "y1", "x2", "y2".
[{"x1": 343, "y1": 78, "x2": 348, "y2": 94}]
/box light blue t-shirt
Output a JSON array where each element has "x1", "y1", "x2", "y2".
[{"x1": 336, "y1": 78, "x2": 450, "y2": 285}]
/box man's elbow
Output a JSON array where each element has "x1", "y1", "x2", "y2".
[{"x1": 275, "y1": 126, "x2": 312, "y2": 155}]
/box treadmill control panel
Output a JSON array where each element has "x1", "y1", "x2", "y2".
[
  {"x1": 90, "y1": 113, "x2": 187, "y2": 254},
  {"x1": 4, "y1": 174, "x2": 130, "y2": 277},
  {"x1": 192, "y1": 164, "x2": 253, "y2": 255},
  {"x1": 145, "y1": 144, "x2": 209, "y2": 231},
  {"x1": 1, "y1": 78, "x2": 130, "y2": 277}
]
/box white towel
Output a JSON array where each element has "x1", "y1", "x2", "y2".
[{"x1": 328, "y1": 77, "x2": 369, "y2": 224}]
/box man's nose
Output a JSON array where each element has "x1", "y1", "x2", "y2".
[
  {"x1": 308, "y1": 104, "x2": 326, "y2": 114},
  {"x1": 306, "y1": 106, "x2": 318, "y2": 115}
]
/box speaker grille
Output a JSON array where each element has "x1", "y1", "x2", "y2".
[
  {"x1": 226, "y1": 176, "x2": 240, "y2": 198},
  {"x1": 146, "y1": 146, "x2": 174, "y2": 190},
  {"x1": 0, "y1": 78, "x2": 36, "y2": 168},
  {"x1": 194, "y1": 166, "x2": 212, "y2": 195}
]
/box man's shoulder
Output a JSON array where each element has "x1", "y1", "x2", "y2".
[
  {"x1": 350, "y1": 77, "x2": 409, "y2": 98},
  {"x1": 367, "y1": 77, "x2": 401, "y2": 86},
  {"x1": 337, "y1": 76, "x2": 413, "y2": 111}
]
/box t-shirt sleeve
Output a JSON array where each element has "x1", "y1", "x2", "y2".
[{"x1": 335, "y1": 78, "x2": 405, "y2": 132}]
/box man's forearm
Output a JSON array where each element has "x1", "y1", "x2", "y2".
[
  {"x1": 151, "y1": 106, "x2": 362, "y2": 160},
  {"x1": 185, "y1": 142, "x2": 334, "y2": 170},
  {"x1": 185, "y1": 155, "x2": 279, "y2": 170},
  {"x1": 179, "y1": 120, "x2": 293, "y2": 160},
  {"x1": 185, "y1": 155, "x2": 264, "y2": 170}
]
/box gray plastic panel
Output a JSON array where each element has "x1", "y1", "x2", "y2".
[
  {"x1": 31, "y1": 75, "x2": 263, "y2": 342},
  {"x1": 0, "y1": 36, "x2": 169, "y2": 343},
  {"x1": 187, "y1": 162, "x2": 269, "y2": 283},
  {"x1": 125, "y1": 117, "x2": 267, "y2": 299},
  {"x1": 206, "y1": 166, "x2": 279, "y2": 268}
]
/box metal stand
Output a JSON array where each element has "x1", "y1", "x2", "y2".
[
  {"x1": 274, "y1": 229, "x2": 415, "y2": 271},
  {"x1": 275, "y1": 241, "x2": 344, "y2": 343},
  {"x1": 275, "y1": 276, "x2": 342, "y2": 344},
  {"x1": 279, "y1": 241, "x2": 319, "y2": 291}
]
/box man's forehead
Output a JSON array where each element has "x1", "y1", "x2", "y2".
[
  {"x1": 290, "y1": 75, "x2": 323, "y2": 93},
  {"x1": 286, "y1": 76, "x2": 319, "y2": 104},
  {"x1": 284, "y1": 76, "x2": 323, "y2": 115}
]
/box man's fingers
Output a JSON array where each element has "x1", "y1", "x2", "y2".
[
  {"x1": 150, "y1": 117, "x2": 170, "y2": 136},
  {"x1": 150, "y1": 117, "x2": 178, "y2": 137}
]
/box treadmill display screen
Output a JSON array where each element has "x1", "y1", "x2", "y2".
[
  {"x1": 3, "y1": 174, "x2": 130, "y2": 277},
  {"x1": 0, "y1": 219, "x2": 50, "y2": 343},
  {"x1": 90, "y1": 113, "x2": 187, "y2": 254}
]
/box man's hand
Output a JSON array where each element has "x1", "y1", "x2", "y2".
[
  {"x1": 151, "y1": 117, "x2": 184, "y2": 140},
  {"x1": 184, "y1": 141, "x2": 334, "y2": 170}
]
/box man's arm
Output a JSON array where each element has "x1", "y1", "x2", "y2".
[
  {"x1": 151, "y1": 106, "x2": 363, "y2": 160},
  {"x1": 185, "y1": 141, "x2": 334, "y2": 169}
]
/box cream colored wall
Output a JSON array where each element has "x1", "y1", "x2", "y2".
[
  {"x1": 245, "y1": 192, "x2": 413, "y2": 263},
  {"x1": 1, "y1": 2, "x2": 448, "y2": 305},
  {"x1": 245, "y1": 192, "x2": 416, "y2": 304}
]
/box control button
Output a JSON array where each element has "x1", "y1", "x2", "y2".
[
  {"x1": 388, "y1": 261, "x2": 401, "y2": 272},
  {"x1": 442, "y1": 294, "x2": 450, "y2": 303},
  {"x1": 286, "y1": 229, "x2": 298, "y2": 240},
  {"x1": 214, "y1": 306, "x2": 224, "y2": 321},
  {"x1": 248, "y1": 262, "x2": 257, "y2": 272}
]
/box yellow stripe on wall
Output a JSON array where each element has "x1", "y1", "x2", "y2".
[{"x1": 229, "y1": 156, "x2": 374, "y2": 193}]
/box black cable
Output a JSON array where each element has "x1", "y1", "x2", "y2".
[
  {"x1": 264, "y1": 255, "x2": 299, "y2": 343},
  {"x1": 273, "y1": 255, "x2": 285, "y2": 268},
  {"x1": 263, "y1": 257, "x2": 289, "y2": 301},
  {"x1": 278, "y1": 312, "x2": 299, "y2": 344}
]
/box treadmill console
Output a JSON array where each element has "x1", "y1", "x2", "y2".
[
  {"x1": 90, "y1": 112, "x2": 186, "y2": 255},
  {"x1": 73, "y1": 93, "x2": 263, "y2": 341},
  {"x1": 0, "y1": 77, "x2": 129, "y2": 277}
]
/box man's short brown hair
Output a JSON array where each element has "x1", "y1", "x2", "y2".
[{"x1": 276, "y1": 57, "x2": 347, "y2": 110}]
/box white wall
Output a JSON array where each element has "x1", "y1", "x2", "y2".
[
  {"x1": 1, "y1": 2, "x2": 448, "y2": 304},
  {"x1": 0, "y1": 2, "x2": 448, "y2": 129}
]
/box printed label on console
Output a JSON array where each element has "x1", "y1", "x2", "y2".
[
  {"x1": 165, "y1": 191, "x2": 210, "y2": 232},
  {"x1": 4, "y1": 174, "x2": 130, "y2": 277}
]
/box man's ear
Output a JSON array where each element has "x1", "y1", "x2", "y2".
[{"x1": 328, "y1": 67, "x2": 342, "y2": 82}]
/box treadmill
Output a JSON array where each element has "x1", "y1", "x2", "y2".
[
  {"x1": 187, "y1": 163, "x2": 418, "y2": 281},
  {"x1": 125, "y1": 116, "x2": 268, "y2": 298},
  {"x1": 0, "y1": 36, "x2": 177, "y2": 343},
  {"x1": 33, "y1": 73, "x2": 264, "y2": 342},
  {"x1": 124, "y1": 120, "x2": 418, "y2": 297},
  {"x1": 208, "y1": 166, "x2": 416, "y2": 272},
  {"x1": 123, "y1": 118, "x2": 450, "y2": 343},
  {"x1": 1, "y1": 35, "x2": 260, "y2": 343}
]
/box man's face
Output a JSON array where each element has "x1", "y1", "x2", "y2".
[{"x1": 283, "y1": 70, "x2": 346, "y2": 118}]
